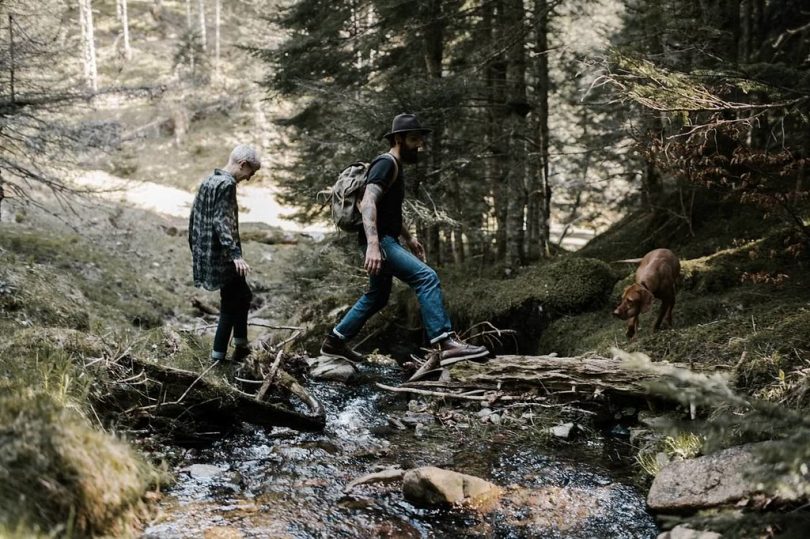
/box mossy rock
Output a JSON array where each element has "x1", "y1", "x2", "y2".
[
  {"x1": 0, "y1": 392, "x2": 163, "y2": 536},
  {"x1": 440, "y1": 256, "x2": 617, "y2": 353}
]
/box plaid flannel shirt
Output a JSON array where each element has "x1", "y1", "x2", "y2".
[{"x1": 189, "y1": 169, "x2": 242, "y2": 291}]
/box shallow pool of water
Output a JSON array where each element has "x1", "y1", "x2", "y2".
[{"x1": 142, "y1": 363, "x2": 658, "y2": 538}]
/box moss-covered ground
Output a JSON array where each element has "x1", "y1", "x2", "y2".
[
  {"x1": 0, "y1": 198, "x2": 308, "y2": 536},
  {"x1": 434, "y1": 193, "x2": 810, "y2": 408}
]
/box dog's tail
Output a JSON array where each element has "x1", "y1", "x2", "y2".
[{"x1": 612, "y1": 258, "x2": 643, "y2": 264}]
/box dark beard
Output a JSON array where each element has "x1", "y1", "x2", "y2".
[{"x1": 400, "y1": 147, "x2": 419, "y2": 164}]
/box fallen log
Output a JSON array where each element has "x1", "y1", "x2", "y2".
[
  {"x1": 436, "y1": 354, "x2": 719, "y2": 400},
  {"x1": 191, "y1": 297, "x2": 219, "y2": 315},
  {"x1": 124, "y1": 357, "x2": 326, "y2": 432}
]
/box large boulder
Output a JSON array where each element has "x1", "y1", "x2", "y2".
[
  {"x1": 648, "y1": 442, "x2": 807, "y2": 512},
  {"x1": 402, "y1": 466, "x2": 502, "y2": 509}
]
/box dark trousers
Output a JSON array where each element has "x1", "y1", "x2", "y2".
[{"x1": 212, "y1": 275, "x2": 252, "y2": 357}]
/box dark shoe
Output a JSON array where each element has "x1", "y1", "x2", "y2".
[
  {"x1": 320, "y1": 333, "x2": 364, "y2": 363},
  {"x1": 438, "y1": 336, "x2": 489, "y2": 366},
  {"x1": 407, "y1": 352, "x2": 441, "y2": 382},
  {"x1": 230, "y1": 345, "x2": 251, "y2": 363}
]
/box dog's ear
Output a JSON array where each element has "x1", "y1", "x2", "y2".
[
  {"x1": 639, "y1": 288, "x2": 654, "y2": 313},
  {"x1": 621, "y1": 285, "x2": 633, "y2": 299}
]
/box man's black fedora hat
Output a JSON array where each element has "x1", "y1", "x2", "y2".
[{"x1": 382, "y1": 113, "x2": 432, "y2": 141}]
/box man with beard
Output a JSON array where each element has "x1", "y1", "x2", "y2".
[{"x1": 321, "y1": 114, "x2": 490, "y2": 376}]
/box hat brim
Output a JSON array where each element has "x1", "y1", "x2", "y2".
[{"x1": 382, "y1": 128, "x2": 432, "y2": 141}]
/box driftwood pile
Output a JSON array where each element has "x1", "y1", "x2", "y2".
[{"x1": 103, "y1": 350, "x2": 325, "y2": 438}]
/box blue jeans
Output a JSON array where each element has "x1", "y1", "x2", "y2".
[{"x1": 334, "y1": 235, "x2": 452, "y2": 344}]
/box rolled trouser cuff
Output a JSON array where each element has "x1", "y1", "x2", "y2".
[
  {"x1": 429, "y1": 331, "x2": 450, "y2": 345},
  {"x1": 331, "y1": 328, "x2": 348, "y2": 341},
  {"x1": 211, "y1": 350, "x2": 226, "y2": 361}
]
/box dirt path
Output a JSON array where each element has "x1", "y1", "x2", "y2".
[{"x1": 72, "y1": 170, "x2": 328, "y2": 235}]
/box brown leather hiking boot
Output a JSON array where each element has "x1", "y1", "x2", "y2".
[
  {"x1": 437, "y1": 335, "x2": 490, "y2": 366},
  {"x1": 320, "y1": 333, "x2": 364, "y2": 363}
]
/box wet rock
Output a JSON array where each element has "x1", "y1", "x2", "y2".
[
  {"x1": 400, "y1": 411, "x2": 435, "y2": 427},
  {"x1": 384, "y1": 416, "x2": 407, "y2": 431},
  {"x1": 402, "y1": 466, "x2": 502, "y2": 508},
  {"x1": 622, "y1": 407, "x2": 637, "y2": 417},
  {"x1": 306, "y1": 356, "x2": 358, "y2": 383},
  {"x1": 648, "y1": 442, "x2": 807, "y2": 512},
  {"x1": 548, "y1": 422, "x2": 575, "y2": 439},
  {"x1": 629, "y1": 427, "x2": 652, "y2": 446},
  {"x1": 656, "y1": 525, "x2": 721, "y2": 539},
  {"x1": 211, "y1": 482, "x2": 241, "y2": 496},
  {"x1": 182, "y1": 464, "x2": 226, "y2": 479},
  {"x1": 638, "y1": 411, "x2": 676, "y2": 429},
  {"x1": 408, "y1": 400, "x2": 427, "y2": 413},
  {"x1": 609, "y1": 424, "x2": 630, "y2": 437}
]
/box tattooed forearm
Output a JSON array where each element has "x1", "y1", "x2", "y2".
[{"x1": 361, "y1": 184, "x2": 383, "y2": 243}]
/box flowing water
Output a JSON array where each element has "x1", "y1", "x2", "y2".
[{"x1": 142, "y1": 362, "x2": 658, "y2": 538}]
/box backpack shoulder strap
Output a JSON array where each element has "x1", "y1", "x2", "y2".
[{"x1": 372, "y1": 152, "x2": 400, "y2": 192}]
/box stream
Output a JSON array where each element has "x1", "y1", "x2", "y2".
[{"x1": 142, "y1": 361, "x2": 658, "y2": 538}]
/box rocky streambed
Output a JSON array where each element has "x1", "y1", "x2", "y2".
[{"x1": 142, "y1": 361, "x2": 658, "y2": 538}]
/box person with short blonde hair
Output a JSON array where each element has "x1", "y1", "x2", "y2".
[{"x1": 189, "y1": 144, "x2": 261, "y2": 362}]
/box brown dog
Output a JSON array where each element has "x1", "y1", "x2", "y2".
[{"x1": 613, "y1": 248, "x2": 680, "y2": 339}]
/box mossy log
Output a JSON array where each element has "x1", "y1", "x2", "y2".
[
  {"x1": 130, "y1": 358, "x2": 326, "y2": 432},
  {"x1": 424, "y1": 354, "x2": 696, "y2": 399}
]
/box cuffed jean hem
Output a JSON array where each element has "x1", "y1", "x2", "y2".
[
  {"x1": 211, "y1": 350, "x2": 226, "y2": 360},
  {"x1": 429, "y1": 332, "x2": 450, "y2": 345},
  {"x1": 233, "y1": 337, "x2": 249, "y2": 347},
  {"x1": 334, "y1": 236, "x2": 453, "y2": 344}
]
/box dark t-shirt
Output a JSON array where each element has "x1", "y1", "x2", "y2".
[{"x1": 359, "y1": 153, "x2": 404, "y2": 243}]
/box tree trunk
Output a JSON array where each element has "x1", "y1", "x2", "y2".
[
  {"x1": 8, "y1": 14, "x2": 14, "y2": 103},
  {"x1": 504, "y1": 0, "x2": 528, "y2": 270},
  {"x1": 186, "y1": 0, "x2": 192, "y2": 29},
  {"x1": 531, "y1": 0, "x2": 551, "y2": 259},
  {"x1": 117, "y1": 0, "x2": 132, "y2": 60},
  {"x1": 741, "y1": 0, "x2": 752, "y2": 62},
  {"x1": 78, "y1": 0, "x2": 98, "y2": 92},
  {"x1": 484, "y1": 1, "x2": 507, "y2": 261},
  {"x1": 197, "y1": 0, "x2": 207, "y2": 51},
  {"x1": 214, "y1": 0, "x2": 221, "y2": 76},
  {"x1": 422, "y1": 0, "x2": 445, "y2": 266}
]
